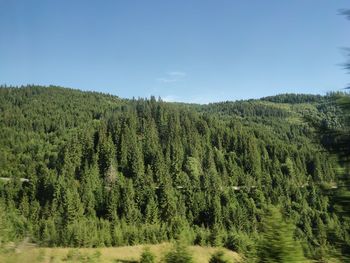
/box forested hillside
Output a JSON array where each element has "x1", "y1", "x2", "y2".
[{"x1": 0, "y1": 86, "x2": 348, "y2": 261}]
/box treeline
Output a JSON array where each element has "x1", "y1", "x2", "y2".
[
  {"x1": 261, "y1": 93, "x2": 324, "y2": 104},
  {"x1": 202, "y1": 100, "x2": 290, "y2": 118},
  {"x1": 0, "y1": 86, "x2": 348, "y2": 261}
]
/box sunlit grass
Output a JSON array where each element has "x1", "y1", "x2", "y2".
[{"x1": 0, "y1": 243, "x2": 241, "y2": 263}]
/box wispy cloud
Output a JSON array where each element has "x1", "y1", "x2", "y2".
[
  {"x1": 156, "y1": 71, "x2": 187, "y2": 83},
  {"x1": 167, "y1": 71, "x2": 187, "y2": 77},
  {"x1": 156, "y1": 78, "x2": 179, "y2": 83}
]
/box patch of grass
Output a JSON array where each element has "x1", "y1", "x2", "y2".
[
  {"x1": 36, "y1": 249, "x2": 46, "y2": 262},
  {"x1": 63, "y1": 248, "x2": 101, "y2": 262},
  {"x1": 0, "y1": 243, "x2": 241, "y2": 263}
]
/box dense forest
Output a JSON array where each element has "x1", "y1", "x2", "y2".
[{"x1": 0, "y1": 85, "x2": 349, "y2": 261}]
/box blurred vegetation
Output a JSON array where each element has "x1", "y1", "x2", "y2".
[
  {"x1": 140, "y1": 247, "x2": 155, "y2": 263},
  {"x1": 164, "y1": 242, "x2": 193, "y2": 263},
  {"x1": 209, "y1": 250, "x2": 230, "y2": 263},
  {"x1": 257, "y1": 206, "x2": 306, "y2": 263}
]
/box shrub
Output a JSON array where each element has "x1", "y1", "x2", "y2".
[
  {"x1": 140, "y1": 247, "x2": 155, "y2": 263},
  {"x1": 209, "y1": 250, "x2": 230, "y2": 263},
  {"x1": 257, "y1": 207, "x2": 306, "y2": 263},
  {"x1": 225, "y1": 231, "x2": 256, "y2": 257},
  {"x1": 164, "y1": 242, "x2": 193, "y2": 263},
  {"x1": 194, "y1": 226, "x2": 210, "y2": 246}
]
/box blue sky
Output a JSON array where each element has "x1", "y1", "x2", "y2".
[{"x1": 0, "y1": 1, "x2": 349, "y2": 103}]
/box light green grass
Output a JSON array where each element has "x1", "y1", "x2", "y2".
[{"x1": 0, "y1": 243, "x2": 241, "y2": 263}]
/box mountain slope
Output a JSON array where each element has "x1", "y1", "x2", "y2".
[{"x1": 0, "y1": 86, "x2": 346, "y2": 260}]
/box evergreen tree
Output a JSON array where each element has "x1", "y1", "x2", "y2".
[
  {"x1": 0, "y1": 86, "x2": 345, "y2": 259},
  {"x1": 257, "y1": 207, "x2": 306, "y2": 263}
]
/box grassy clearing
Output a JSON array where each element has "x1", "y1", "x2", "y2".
[{"x1": 0, "y1": 243, "x2": 241, "y2": 263}]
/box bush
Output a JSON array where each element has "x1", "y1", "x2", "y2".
[
  {"x1": 140, "y1": 247, "x2": 155, "y2": 263},
  {"x1": 164, "y1": 242, "x2": 193, "y2": 263},
  {"x1": 194, "y1": 226, "x2": 210, "y2": 246},
  {"x1": 209, "y1": 251, "x2": 230, "y2": 263},
  {"x1": 257, "y1": 207, "x2": 306, "y2": 263},
  {"x1": 225, "y1": 231, "x2": 256, "y2": 257},
  {"x1": 210, "y1": 224, "x2": 226, "y2": 247}
]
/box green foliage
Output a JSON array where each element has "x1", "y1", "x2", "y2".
[
  {"x1": 225, "y1": 231, "x2": 256, "y2": 258},
  {"x1": 209, "y1": 251, "x2": 230, "y2": 263},
  {"x1": 316, "y1": 92, "x2": 350, "y2": 261},
  {"x1": 64, "y1": 249, "x2": 101, "y2": 262},
  {"x1": 163, "y1": 242, "x2": 193, "y2": 263},
  {"x1": 0, "y1": 86, "x2": 347, "y2": 260},
  {"x1": 140, "y1": 247, "x2": 155, "y2": 263},
  {"x1": 257, "y1": 207, "x2": 306, "y2": 263},
  {"x1": 261, "y1": 93, "x2": 323, "y2": 104}
]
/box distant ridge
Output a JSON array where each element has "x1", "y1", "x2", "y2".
[{"x1": 261, "y1": 93, "x2": 324, "y2": 104}]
